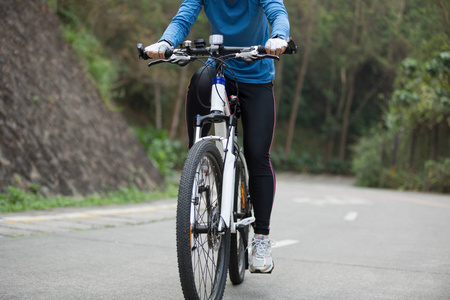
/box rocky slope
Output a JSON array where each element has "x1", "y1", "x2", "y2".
[{"x1": 0, "y1": 0, "x2": 163, "y2": 195}]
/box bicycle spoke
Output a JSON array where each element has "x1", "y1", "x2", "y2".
[
  {"x1": 192, "y1": 233, "x2": 219, "y2": 299},
  {"x1": 176, "y1": 141, "x2": 229, "y2": 300}
]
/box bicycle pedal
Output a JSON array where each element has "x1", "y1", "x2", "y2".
[{"x1": 235, "y1": 217, "x2": 255, "y2": 227}]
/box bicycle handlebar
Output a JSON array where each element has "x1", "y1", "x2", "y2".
[{"x1": 137, "y1": 37, "x2": 297, "y2": 67}]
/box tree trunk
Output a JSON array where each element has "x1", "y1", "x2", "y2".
[
  {"x1": 153, "y1": 81, "x2": 162, "y2": 130},
  {"x1": 328, "y1": 67, "x2": 347, "y2": 164},
  {"x1": 169, "y1": 67, "x2": 188, "y2": 139},
  {"x1": 387, "y1": 0, "x2": 405, "y2": 62},
  {"x1": 337, "y1": 0, "x2": 361, "y2": 161},
  {"x1": 438, "y1": 0, "x2": 450, "y2": 36},
  {"x1": 322, "y1": 64, "x2": 336, "y2": 167},
  {"x1": 284, "y1": 8, "x2": 314, "y2": 156},
  {"x1": 430, "y1": 124, "x2": 438, "y2": 161},
  {"x1": 391, "y1": 131, "x2": 400, "y2": 168},
  {"x1": 338, "y1": 68, "x2": 356, "y2": 161},
  {"x1": 380, "y1": 140, "x2": 386, "y2": 166},
  {"x1": 409, "y1": 128, "x2": 417, "y2": 173},
  {"x1": 275, "y1": 59, "x2": 284, "y2": 120},
  {"x1": 336, "y1": 67, "x2": 347, "y2": 121}
]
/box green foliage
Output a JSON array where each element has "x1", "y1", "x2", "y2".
[
  {"x1": 271, "y1": 151, "x2": 324, "y2": 174},
  {"x1": 424, "y1": 158, "x2": 450, "y2": 193},
  {"x1": 0, "y1": 185, "x2": 177, "y2": 213},
  {"x1": 388, "y1": 51, "x2": 450, "y2": 129},
  {"x1": 374, "y1": 159, "x2": 450, "y2": 193},
  {"x1": 352, "y1": 132, "x2": 383, "y2": 187},
  {"x1": 326, "y1": 157, "x2": 351, "y2": 175},
  {"x1": 61, "y1": 25, "x2": 119, "y2": 110},
  {"x1": 378, "y1": 169, "x2": 425, "y2": 191},
  {"x1": 55, "y1": 1, "x2": 121, "y2": 110},
  {"x1": 49, "y1": 0, "x2": 449, "y2": 183},
  {"x1": 353, "y1": 51, "x2": 450, "y2": 192},
  {"x1": 133, "y1": 126, "x2": 187, "y2": 177},
  {"x1": 46, "y1": 0, "x2": 58, "y2": 11}
]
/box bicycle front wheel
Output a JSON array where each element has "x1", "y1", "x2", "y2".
[{"x1": 176, "y1": 140, "x2": 230, "y2": 300}]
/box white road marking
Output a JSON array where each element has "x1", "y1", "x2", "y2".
[
  {"x1": 294, "y1": 196, "x2": 371, "y2": 206},
  {"x1": 344, "y1": 211, "x2": 358, "y2": 221},
  {"x1": 272, "y1": 239, "x2": 299, "y2": 248}
]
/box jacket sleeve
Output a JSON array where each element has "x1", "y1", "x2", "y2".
[
  {"x1": 159, "y1": 0, "x2": 203, "y2": 47},
  {"x1": 259, "y1": 0, "x2": 290, "y2": 39}
]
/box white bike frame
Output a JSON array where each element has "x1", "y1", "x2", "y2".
[{"x1": 192, "y1": 74, "x2": 254, "y2": 234}]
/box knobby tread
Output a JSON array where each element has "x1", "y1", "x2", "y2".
[{"x1": 176, "y1": 140, "x2": 230, "y2": 300}]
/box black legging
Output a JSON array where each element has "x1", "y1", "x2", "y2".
[{"x1": 185, "y1": 66, "x2": 276, "y2": 235}]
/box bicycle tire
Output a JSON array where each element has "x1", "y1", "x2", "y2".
[
  {"x1": 228, "y1": 158, "x2": 251, "y2": 285},
  {"x1": 176, "y1": 140, "x2": 230, "y2": 300}
]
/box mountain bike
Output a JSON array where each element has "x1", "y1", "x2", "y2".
[{"x1": 137, "y1": 35, "x2": 296, "y2": 300}]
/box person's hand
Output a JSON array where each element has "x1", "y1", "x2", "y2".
[
  {"x1": 145, "y1": 41, "x2": 173, "y2": 59},
  {"x1": 265, "y1": 37, "x2": 287, "y2": 56}
]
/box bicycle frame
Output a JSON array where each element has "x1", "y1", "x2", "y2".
[
  {"x1": 192, "y1": 64, "x2": 254, "y2": 235},
  {"x1": 138, "y1": 34, "x2": 296, "y2": 237},
  {"x1": 138, "y1": 35, "x2": 297, "y2": 299}
]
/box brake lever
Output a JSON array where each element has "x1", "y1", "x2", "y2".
[
  {"x1": 147, "y1": 59, "x2": 170, "y2": 67},
  {"x1": 173, "y1": 53, "x2": 194, "y2": 67},
  {"x1": 257, "y1": 54, "x2": 280, "y2": 61},
  {"x1": 147, "y1": 53, "x2": 193, "y2": 67}
]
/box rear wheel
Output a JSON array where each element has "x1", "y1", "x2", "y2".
[
  {"x1": 229, "y1": 157, "x2": 251, "y2": 285},
  {"x1": 176, "y1": 140, "x2": 230, "y2": 300}
]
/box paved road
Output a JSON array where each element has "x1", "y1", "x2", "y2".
[{"x1": 1, "y1": 173, "x2": 450, "y2": 299}]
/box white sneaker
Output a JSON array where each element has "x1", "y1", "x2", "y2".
[{"x1": 249, "y1": 235, "x2": 275, "y2": 273}]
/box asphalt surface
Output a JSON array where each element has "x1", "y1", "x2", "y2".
[{"x1": 1, "y1": 173, "x2": 449, "y2": 299}]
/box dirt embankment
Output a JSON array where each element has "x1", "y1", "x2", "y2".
[{"x1": 0, "y1": 1, "x2": 163, "y2": 195}]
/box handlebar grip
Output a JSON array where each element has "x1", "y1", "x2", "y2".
[
  {"x1": 284, "y1": 37, "x2": 298, "y2": 55},
  {"x1": 137, "y1": 43, "x2": 150, "y2": 60},
  {"x1": 164, "y1": 48, "x2": 173, "y2": 59},
  {"x1": 257, "y1": 37, "x2": 298, "y2": 55},
  {"x1": 257, "y1": 46, "x2": 266, "y2": 54},
  {"x1": 137, "y1": 43, "x2": 174, "y2": 59}
]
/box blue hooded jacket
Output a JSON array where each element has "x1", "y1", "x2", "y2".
[{"x1": 159, "y1": 0, "x2": 290, "y2": 83}]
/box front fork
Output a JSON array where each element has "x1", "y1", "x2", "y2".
[
  {"x1": 191, "y1": 76, "x2": 254, "y2": 235},
  {"x1": 217, "y1": 126, "x2": 236, "y2": 233},
  {"x1": 192, "y1": 129, "x2": 255, "y2": 235}
]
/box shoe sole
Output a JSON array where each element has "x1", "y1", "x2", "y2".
[{"x1": 249, "y1": 262, "x2": 274, "y2": 274}]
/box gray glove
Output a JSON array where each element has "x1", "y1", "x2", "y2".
[
  {"x1": 265, "y1": 37, "x2": 287, "y2": 56},
  {"x1": 145, "y1": 41, "x2": 173, "y2": 59}
]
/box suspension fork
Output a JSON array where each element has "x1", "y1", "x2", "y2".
[
  {"x1": 218, "y1": 125, "x2": 236, "y2": 232},
  {"x1": 192, "y1": 65, "x2": 236, "y2": 233}
]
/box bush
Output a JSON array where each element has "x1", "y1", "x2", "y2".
[
  {"x1": 271, "y1": 151, "x2": 324, "y2": 174},
  {"x1": 133, "y1": 126, "x2": 187, "y2": 177},
  {"x1": 56, "y1": 2, "x2": 120, "y2": 112},
  {"x1": 327, "y1": 157, "x2": 351, "y2": 175},
  {"x1": 61, "y1": 26, "x2": 118, "y2": 107},
  {"x1": 352, "y1": 134, "x2": 383, "y2": 187},
  {"x1": 295, "y1": 153, "x2": 324, "y2": 174},
  {"x1": 378, "y1": 168, "x2": 424, "y2": 191},
  {"x1": 353, "y1": 132, "x2": 450, "y2": 193},
  {"x1": 425, "y1": 158, "x2": 450, "y2": 193}
]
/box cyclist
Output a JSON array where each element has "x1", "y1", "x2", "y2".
[{"x1": 145, "y1": 0, "x2": 290, "y2": 274}]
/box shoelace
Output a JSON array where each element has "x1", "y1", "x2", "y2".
[{"x1": 251, "y1": 237, "x2": 276, "y2": 259}]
